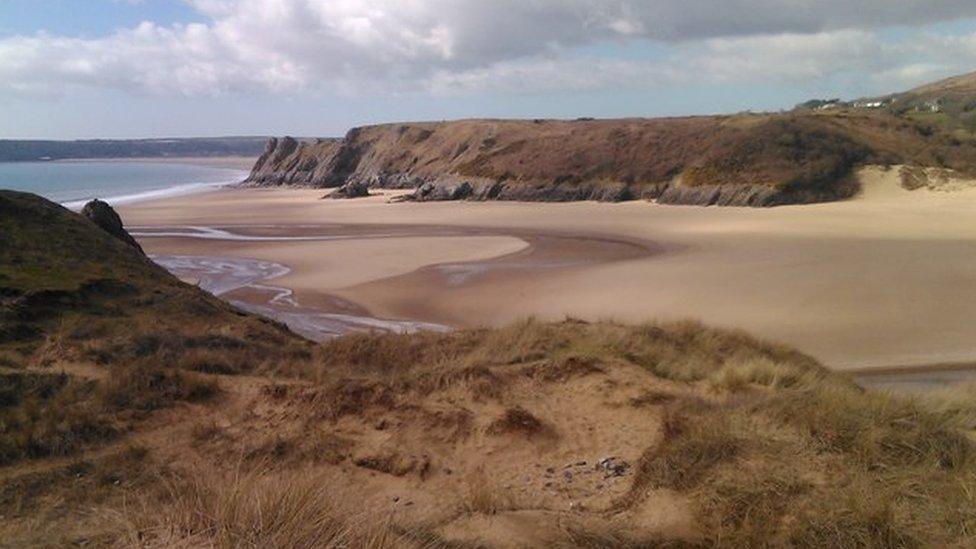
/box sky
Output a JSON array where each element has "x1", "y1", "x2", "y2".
[{"x1": 2, "y1": 1, "x2": 976, "y2": 139}]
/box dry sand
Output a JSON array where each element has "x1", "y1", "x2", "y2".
[{"x1": 119, "y1": 167, "x2": 976, "y2": 371}]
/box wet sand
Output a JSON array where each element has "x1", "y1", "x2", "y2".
[
  {"x1": 132, "y1": 223, "x2": 656, "y2": 339},
  {"x1": 119, "y1": 167, "x2": 976, "y2": 373}
]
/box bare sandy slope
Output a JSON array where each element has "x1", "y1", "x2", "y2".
[{"x1": 119, "y1": 168, "x2": 976, "y2": 370}]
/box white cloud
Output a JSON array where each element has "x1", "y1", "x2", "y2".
[{"x1": 1, "y1": 0, "x2": 976, "y2": 98}]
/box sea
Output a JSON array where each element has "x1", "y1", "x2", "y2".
[{"x1": 0, "y1": 160, "x2": 249, "y2": 209}]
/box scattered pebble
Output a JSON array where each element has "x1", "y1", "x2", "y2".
[{"x1": 596, "y1": 456, "x2": 630, "y2": 478}]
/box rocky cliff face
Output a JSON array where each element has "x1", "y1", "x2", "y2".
[
  {"x1": 244, "y1": 113, "x2": 976, "y2": 207},
  {"x1": 81, "y1": 199, "x2": 145, "y2": 254},
  {"x1": 244, "y1": 137, "x2": 343, "y2": 187}
]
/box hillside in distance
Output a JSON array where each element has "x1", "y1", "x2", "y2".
[
  {"x1": 886, "y1": 71, "x2": 976, "y2": 127},
  {"x1": 810, "y1": 70, "x2": 976, "y2": 134},
  {"x1": 246, "y1": 72, "x2": 976, "y2": 207},
  {"x1": 0, "y1": 136, "x2": 270, "y2": 162}
]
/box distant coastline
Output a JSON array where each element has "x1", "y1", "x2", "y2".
[
  {"x1": 55, "y1": 155, "x2": 257, "y2": 170},
  {"x1": 0, "y1": 158, "x2": 250, "y2": 209},
  {"x1": 0, "y1": 136, "x2": 268, "y2": 163}
]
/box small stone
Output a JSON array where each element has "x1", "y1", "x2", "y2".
[
  {"x1": 563, "y1": 471, "x2": 573, "y2": 482},
  {"x1": 392, "y1": 496, "x2": 400, "y2": 502},
  {"x1": 596, "y1": 456, "x2": 630, "y2": 478}
]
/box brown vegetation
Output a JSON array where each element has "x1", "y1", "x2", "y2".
[
  {"x1": 245, "y1": 108, "x2": 976, "y2": 206},
  {"x1": 8, "y1": 314, "x2": 976, "y2": 547},
  {"x1": 6, "y1": 193, "x2": 976, "y2": 546}
]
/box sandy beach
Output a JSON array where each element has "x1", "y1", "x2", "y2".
[{"x1": 118, "y1": 167, "x2": 976, "y2": 371}]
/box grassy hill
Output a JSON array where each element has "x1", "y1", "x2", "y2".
[
  {"x1": 245, "y1": 74, "x2": 976, "y2": 206},
  {"x1": 822, "y1": 70, "x2": 976, "y2": 136},
  {"x1": 3, "y1": 191, "x2": 976, "y2": 546},
  {"x1": 0, "y1": 191, "x2": 311, "y2": 461}
]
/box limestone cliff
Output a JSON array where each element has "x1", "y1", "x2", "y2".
[{"x1": 244, "y1": 112, "x2": 976, "y2": 207}]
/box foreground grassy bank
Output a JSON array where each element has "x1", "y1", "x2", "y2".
[{"x1": 4, "y1": 190, "x2": 976, "y2": 547}]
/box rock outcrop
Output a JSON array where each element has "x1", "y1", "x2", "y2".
[
  {"x1": 81, "y1": 199, "x2": 144, "y2": 254},
  {"x1": 245, "y1": 137, "x2": 343, "y2": 187},
  {"x1": 324, "y1": 181, "x2": 370, "y2": 199},
  {"x1": 243, "y1": 112, "x2": 976, "y2": 207}
]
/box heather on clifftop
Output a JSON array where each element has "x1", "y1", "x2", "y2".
[{"x1": 245, "y1": 106, "x2": 976, "y2": 207}]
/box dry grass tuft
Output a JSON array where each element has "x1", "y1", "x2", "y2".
[
  {"x1": 921, "y1": 381, "x2": 976, "y2": 429},
  {"x1": 624, "y1": 399, "x2": 741, "y2": 500},
  {"x1": 485, "y1": 406, "x2": 556, "y2": 439},
  {"x1": 463, "y1": 469, "x2": 517, "y2": 516},
  {"x1": 0, "y1": 365, "x2": 218, "y2": 465},
  {"x1": 620, "y1": 360, "x2": 976, "y2": 546},
  {"x1": 111, "y1": 466, "x2": 436, "y2": 548},
  {"x1": 98, "y1": 363, "x2": 220, "y2": 413},
  {"x1": 0, "y1": 372, "x2": 116, "y2": 464},
  {"x1": 313, "y1": 378, "x2": 398, "y2": 421},
  {"x1": 521, "y1": 354, "x2": 603, "y2": 382}
]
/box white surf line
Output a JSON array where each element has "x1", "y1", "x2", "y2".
[
  {"x1": 63, "y1": 170, "x2": 248, "y2": 210},
  {"x1": 131, "y1": 225, "x2": 429, "y2": 242},
  {"x1": 151, "y1": 254, "x2": 449, "y2": 340}
]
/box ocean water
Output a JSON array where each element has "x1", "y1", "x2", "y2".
[{"x1": 0, "y1": 161, "x2": 249, "y2": 208}]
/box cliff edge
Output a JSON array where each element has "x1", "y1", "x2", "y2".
[{"x1": 244, "y1": 111, "x2": 976, "y2": 207}]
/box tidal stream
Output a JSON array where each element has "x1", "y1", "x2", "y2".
[{"x1": 151, "y1": 254, "x2": 448, "y2": 341}]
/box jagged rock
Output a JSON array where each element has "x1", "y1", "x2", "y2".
[
  {"x1": 80, "y1": 199, "x2": 144, "y2": 254},
  {"x1": 245, "y1": 114, "x2": 974, "y2": 206},
  {"x1": 325, "y1": 181, "x2": 370, "y2": 199},
  {"x1": 243, "y1": 136, "x2": 342, "y2": 187},
  {"x1": 415, "y1": 180, "x2": 473, "y2": 201}
]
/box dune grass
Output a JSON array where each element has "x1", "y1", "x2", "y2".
[
  {"x1": 7, "y1": 302, "x2": 976, "y2": 547},
  {"x1": 622, "y1": 355, "x2": 976, "y2": 547},
  {"x1": 110, "y1": 465, "x2": 456, "y2": 549},
  {"x1": 289, "y1": 319, "x2": 976, "y2": 546}
]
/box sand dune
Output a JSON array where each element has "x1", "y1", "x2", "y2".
[{"x1": 120, "y1": 167, "x2": 976, "y2": 370}]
